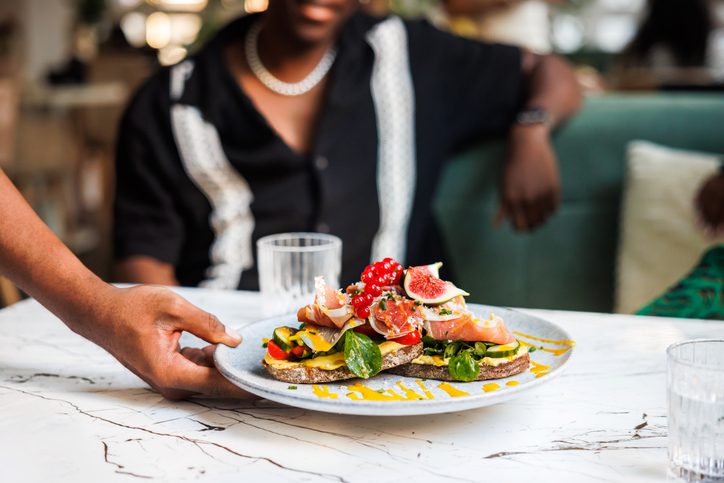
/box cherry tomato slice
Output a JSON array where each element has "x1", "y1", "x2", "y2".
[
  {"x1": 291, "y1": 345, "x2": 306, "y2": 358},
  {"x1": 267, "y1": 340, "x2": 290, "y2": 360},
  {"x1": 390, "y1": 330, "x2": 422, "y2": 345},
  {"x1": 353, "y1": 323, "x2": 378, "y2": 337}
]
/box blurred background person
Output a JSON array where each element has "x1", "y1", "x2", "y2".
[
  {"x1": 112, "y1": 0, "x2": 581, "y2": 291},
  {"x1": 614, "y1": 0, "x2": 724, "y2": 90}
]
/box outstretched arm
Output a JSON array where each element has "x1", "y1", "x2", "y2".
[
  {"x1": 0, "y1": 170, "x2": 251, "y2": 399},
  {"x1": 497, "y1": 52, "x2": 582, "y2": 231}
]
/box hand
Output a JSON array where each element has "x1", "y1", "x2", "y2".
[
  {"x1": 85, "y1": 285, "x2": 254, "y2": 400},
  {"x1": 495, "y1": 124, "x2": 561, "y2": 231},
  {"x1": 695, "y1": 171, "x2": 724, "y2": 237}
]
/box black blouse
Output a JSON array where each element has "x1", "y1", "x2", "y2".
[{"x1": 114, "y1": 12, "x2": 523, "y2": 290}]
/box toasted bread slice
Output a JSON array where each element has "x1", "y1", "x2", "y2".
[
  {"x1": 386, "y1": 352, "x2": 530, "y2": 381},
  {"x1": 263, "y1": 342, "x2": 423, "y2": 384}
]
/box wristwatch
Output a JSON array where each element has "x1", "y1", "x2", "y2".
[{"x1": 515, "y1": 107, "x2": 551, "y2": 127}]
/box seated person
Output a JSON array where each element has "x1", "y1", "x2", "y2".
[
  {"x1": 114, "y1": 0, "x2": 581, "y2": 290},
  {"x1": 637, "y1": 168, "x2": 724, "y2": 319}
]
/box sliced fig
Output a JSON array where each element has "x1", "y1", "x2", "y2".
[{"x1": 403, "y1": 263, "x2": 469, "y2": 305}]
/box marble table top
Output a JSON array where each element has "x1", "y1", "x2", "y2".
[{"x1": 1, "y1": 287, "x2": 722, "y2": 483}]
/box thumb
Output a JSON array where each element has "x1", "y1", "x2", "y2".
[{"x1": 173, "y1": 298, "x2": 242, "y2": 347}]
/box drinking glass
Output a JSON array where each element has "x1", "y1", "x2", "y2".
[
  {"x1": 257, "y1": 233, "x2": 342, "y2": 316},
  {"x1": 667, "y1": 339, "x2": 724, "y2": 482}
]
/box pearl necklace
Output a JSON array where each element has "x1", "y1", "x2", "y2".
[{"x1": 245, "y1": 22, "x2": 337, "y2": 96}]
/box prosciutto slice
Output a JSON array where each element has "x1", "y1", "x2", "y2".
[
  {"x1": 296, "y1": 277, "x2": 353, "y2": 329},
  {"x1": 424, "y1": 312, "x2": 514, "y2": 344}
]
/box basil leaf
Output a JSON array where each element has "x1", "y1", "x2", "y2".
[
  {"x1": 448, "y1": 350, "x2": 480, "y2": 382},
  {"x1": 473, "y1": 342, "x2": 487, "y2": 357},
  {"x1": 444, "y1": 341, "x2": 462, "y2": 359},
  {"x1": 344, "y1": 331, "x2": 382, "y2": 379}
]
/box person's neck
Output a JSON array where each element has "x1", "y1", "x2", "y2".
[{"x1": 256, "y1": 17, "x2": 335, "y2": 83}]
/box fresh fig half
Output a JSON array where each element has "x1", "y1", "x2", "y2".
[{"x1": 403, "y1": 263, "x2": 469, "y2": 305}]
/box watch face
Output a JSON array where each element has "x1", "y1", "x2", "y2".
[{"x1": 517, "y1": 108, "x2": 550, "y2": 125}]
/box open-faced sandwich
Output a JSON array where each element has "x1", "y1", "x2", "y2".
[
  {"x1": 386, "y1": 263, "x2": 530, "y2": 382},
  {"x1": 262, "y1": 258, "x2": 424, "y2": 384},
  {"x1": 262, "y1": 258, "x2": 530, "y2": 384}
]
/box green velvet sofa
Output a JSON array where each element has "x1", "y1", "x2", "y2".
[{"x1": 434, "y1": 93, "x2": 724, "y2": 312}]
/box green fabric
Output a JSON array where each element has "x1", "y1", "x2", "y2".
[
  {"x1": 637, "y1": 245, "x2": 724, "y2": 320},
  {"x1": 434, "y1": 93, "x2": 724, "y2": 312}
]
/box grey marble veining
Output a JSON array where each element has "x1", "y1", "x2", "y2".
[{"x1": 0, "y1": 287, "x2": 721, "y2": 482}]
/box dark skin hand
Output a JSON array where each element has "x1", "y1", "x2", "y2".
[
  {"x1": 496, "y1": 53, "x2": 582, "y2": 232},
  {"x1": 0, "y1": 170, "x2": 252, "y2": 400},
  {"x1": 696, "y1": 171, "x2": 724, "y2": 236}
]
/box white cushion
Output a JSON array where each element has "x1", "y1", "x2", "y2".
[{"x1": 615, "y1": 141, "x2": 724, "y2": 314}]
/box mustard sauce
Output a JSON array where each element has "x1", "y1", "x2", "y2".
[
  {"x1": 437, "y1": 382, "x2": 470, "y2": 397},
  {"x1": 482, "y1": 383, "x2": 500, "y2": 393},
  {"x1": 416, "y1": 380, "x2": 435, "y2": 399},
  {"x1": 312, "y1": 385, "x2": 338, "y2": 399},
  {"x1": 346, "y1": 383, "x2": 412, "y2": 401},
  {"x1": 513, "y1": 331, "x2": 576, "y2": 347},
  {"x1": 395, "y1": 382, "x2": 425, "y2": 400},
  {"x1": 529, "y1": 360, "x2": 550, "y2": 378},
  {"x1": 539, "y1": 346, "x2": 573, "y2": 357},
  {"x1": 505, "y1": 380, "x2": 520, "y2": 387}
]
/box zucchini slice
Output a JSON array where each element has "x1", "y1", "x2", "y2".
[
  {"x1": 272, "y1": 327, "x2": 297, "y2": 352},
  {"x1": 486, "y1": 340, "x2": 521, "y2": 358}
]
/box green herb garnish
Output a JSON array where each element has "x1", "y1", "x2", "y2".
[
  {"x1": 473, "y1": 342, "x2": 487, "y2": 357},
  {"x1": 439, "y1": 308, "x2": 452, "y2": 316},
  {"x1": 288, "y1": 385, "x2": 297, "y2": 390},
  {"x1": 444, "y1": 341, "x2": 462, "y2": 359},
  {"x1": 343, "y1": 331, "x2": 382, "y2": 379},
  {"x1": 448, "y1": 350, "x2": 480, "y2": 382},
  {"x1": 379, "y1": 299, "x2": 387, "y2": 311}
]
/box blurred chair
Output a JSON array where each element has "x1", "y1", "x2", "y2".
[{"x1": 435, "y1": 93, "x2": 724, "y2": 312}]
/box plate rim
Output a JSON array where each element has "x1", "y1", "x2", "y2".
[{"x1": 214, "y1": 305, "x2": 574, "y2": 415}]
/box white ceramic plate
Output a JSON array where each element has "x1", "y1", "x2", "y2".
[{"x1": 215, "y1": 304, "x2": 574, "y2": 416}]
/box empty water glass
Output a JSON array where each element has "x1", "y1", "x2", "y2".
[
  {"x1": 257, "y1": 233, "x2": 342, "y2": 316},
  {"x1": 667, "y1": 339, "x2": 724, "y2": 482}
]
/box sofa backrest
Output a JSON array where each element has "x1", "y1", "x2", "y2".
[{"x1": 433, "y1": 93, "x2": 724, "y2": 312}]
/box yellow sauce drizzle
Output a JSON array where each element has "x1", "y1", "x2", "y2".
[
  {"x1": 513, "y1": 331, "x2": 576, "y2": 346},
  {"x1": 482, "y1": 383, "x2": 500, "y2": 392},
  {"x1": 539, "y1": 346, "x2": 573, "y2": 357},
  {"x1": 529, "y1": 360, "x2": 550, "y2": 378},
  {"x1": 437, "y1": 382, "x2": 470, "y2": 398},
  {"x1": 312, "y1": 385, "x2": 338, "y2": 399},
  {"x1": 346, "y1": 383, "x2": 411, "y2": 401},
  {"x1": 395, "y1": 382, "x2": 425, "y2": 400},
  {"x1": 416, "y1": 380, "x2": 435, "y2": 399},
  {"x1": 506, "y1": 380, "x2": 520, "y2": 387}
]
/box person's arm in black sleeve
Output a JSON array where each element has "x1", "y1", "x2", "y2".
[
  {"x1": 114, "y1": 76, "x2": 183, "y2": 285},
  {"x1": 406, "y1": 20, "x2": 582, "y2": 231}
]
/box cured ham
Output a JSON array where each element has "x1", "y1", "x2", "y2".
[
  {"x1": 296, "y1": 277, "x2": 353, "y2": 329},
  {"x1": 424, "y1": 312, "x2": 515, "y2": 345},
  {"x1": 369, "y1": 296, "x2": 423, "y2": 338}
]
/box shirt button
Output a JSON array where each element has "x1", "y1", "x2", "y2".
[
  {"x1": 316, "y1": 222, "x2": 330, "y2": 233},
  {"x1": 315, "y1": 155, "x2": 329, "y2": 171}
]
